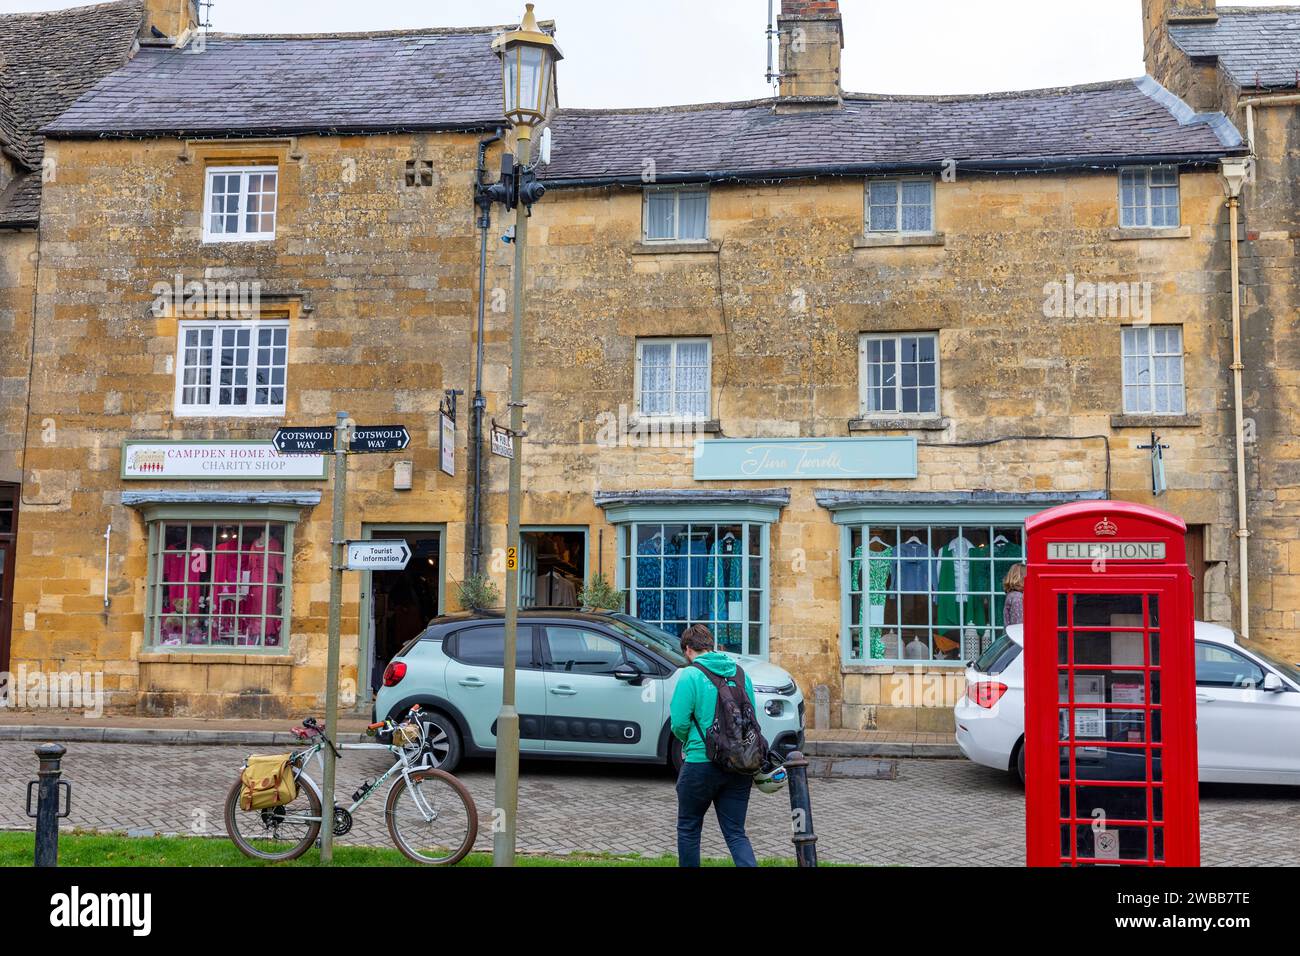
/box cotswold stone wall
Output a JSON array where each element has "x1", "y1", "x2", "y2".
[
  {"x1": 518, "y1": 169, "x2": 1239, "y2": 729},
  {"x1": 0, "y1": 230, "x2": 37, "y2": 487}
]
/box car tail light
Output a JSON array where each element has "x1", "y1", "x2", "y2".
[
  {"x1": 383, "y1": 661, "x2": 407, "y2": 687},
  {"x1": 967, "y1": 681, "x2": 1008, "y2": 709}
]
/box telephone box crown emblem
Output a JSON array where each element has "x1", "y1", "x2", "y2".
[{"x1": 1094, "y1": 517, "x2": 1119, "y2": 537}]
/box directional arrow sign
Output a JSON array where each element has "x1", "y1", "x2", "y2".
[
  {"x1": 345, "y1": 540, "x2": 412, "y2": 571},
  {"x1": 273, "y1": 426, "x2": 336, "y2": 454},
  {"x1": 349, "y1": 425, "x2": 411, "y2": 454}
]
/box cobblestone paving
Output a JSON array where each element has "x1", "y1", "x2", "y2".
[{"x1": 1, "y1": 743, "x2": 1296, "y2": 865}]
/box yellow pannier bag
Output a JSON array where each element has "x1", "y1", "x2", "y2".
[{"x1": 239, "y1": 754, "x2": 299, "y2": 811}]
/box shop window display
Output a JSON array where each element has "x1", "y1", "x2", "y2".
[
  {"x1": 624, "y1": 522, "x2": 764, "y2": 656},
  {"x1": 846, "y1": 524, "x2": 1025, "y2": 664},
  {"x1": 153, "y1": 521, "x2": 288, "y2": 648}
]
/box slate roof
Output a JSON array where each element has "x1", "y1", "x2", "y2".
[
  {"x1": 1169, "y1": 6, "x2": 1300, "y2": 90},
  {"x1": 45, "y1": 27, "x2": 516, "y2": 138},
  {"x1": 0, "y1": 0, "x2": 143, "y2": 226},
  {"x1": 542, "y1": 78, "x2": 1244, "y2": 186}
]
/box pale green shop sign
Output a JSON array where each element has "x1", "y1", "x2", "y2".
[{"x1": 693, "y1": 437, "x2": 918, "y2": 481}]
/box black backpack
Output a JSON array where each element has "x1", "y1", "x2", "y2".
[{"x1": 689, "y1": 663, "x2": 769, "y2": 775}]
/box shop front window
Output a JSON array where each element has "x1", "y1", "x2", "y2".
[
  {"x1": 845, "y1": 523, "x2": 1026, "y2": 664},
  {"x1": 622, "y1": 521, "x2": 766, "y2": 657},
  {"x1": 150, "y1": 520, "x2": 290, "y2": 648}
]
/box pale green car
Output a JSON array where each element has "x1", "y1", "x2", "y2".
[{"x1": 373, "y1": 609, "x2": 806, "y2": 773}]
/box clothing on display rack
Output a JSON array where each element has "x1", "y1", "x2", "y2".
[
  {"x1": 897, "y1": 536, "x2": 933, "y2": 592},
  {"x1": 535, "y1": 569, "x2": 578, "y2": 607},
  {"x1": 242, "y1": 533, "x2": 285, "y2": 646},
  {"x1": 936, "y1": 536, "x2": 986, "y2": 650},
  {"x1": 851, "y1": 542, "x2": 892, "y2": 659},
  {"x1": 992, "y1": 536, "x2": 1024, "y2": 626},
  {"x1": 707, "y1": 532, "x2": 745, "y2": 650}
]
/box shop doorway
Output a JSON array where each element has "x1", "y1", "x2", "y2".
[
  {"x1": 520, "y1": 527, "x2": 588, "y2": 609},
  {"x1": 360, "y1": 526, "x2": 444, "y2": 699},
  {"x1": 0, "y1": 483, "x2": 15, "y2": 674}
]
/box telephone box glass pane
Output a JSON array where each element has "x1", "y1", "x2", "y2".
[
  {"x1": 1064, "y1": 785, "x2": 1162, "y2": 822},
  {"x1": 1074, "y1": 824, "x2": 1154, "y2": 862},
  {"x1": 1071, "y1": 593, "x2": 1144, "y2": 626},
  {"x1": 1063, "y1": 744, "x2": 1162, "y2": 782}
]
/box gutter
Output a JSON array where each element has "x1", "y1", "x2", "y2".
[
  {"x1": 1238, "y1": 93, "x2": 1300, "y2": 154},
  {"x1": 543, "y1": 153, "x2": 1243, "y2": 189}
]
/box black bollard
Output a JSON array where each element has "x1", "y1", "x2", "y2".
[
  {"x1": 26, "y1": 743, "x2": 71, "y2": 867},
  {"x1": 784, "y1": 750, "x2": 818, "y2": 867}
]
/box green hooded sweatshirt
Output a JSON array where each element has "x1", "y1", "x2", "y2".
[{"x1": 670, "y1": 652, "x2": 757, "y2": 764}]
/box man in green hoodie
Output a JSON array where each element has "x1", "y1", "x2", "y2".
[{"x1": 670, "y1": 624, "x2": 758, "y2": 868}]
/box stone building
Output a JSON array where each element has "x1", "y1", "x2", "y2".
[
  {"x1": 1142, "y1": 0, "x2": 1300, "y2": 675},
  {"x1": 0, "y1": 0, "x2": 1279, "y2": 739}
]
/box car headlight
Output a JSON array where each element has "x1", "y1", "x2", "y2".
[{"x1": 754, "y1": 682, "x2": 797, "y2": 696}]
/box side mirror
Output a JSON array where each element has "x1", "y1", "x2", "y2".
[
  {"x1": 613, "y1": 663, "x2": 644, "y2": 685},
  {"x1": 1263, "y1": 673, "x2": 1285, "y2": 693}
]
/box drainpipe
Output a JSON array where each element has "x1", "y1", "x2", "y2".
[
  {"x1": 470, "y1": 130, "x2": 504, "y2": 578},
  {"x1": 1239, "y1": 93, "x2": 1300, "y2": 154},
  {"x1": 1221, "y1": 157, "x2": 1252, "y2": 640}
]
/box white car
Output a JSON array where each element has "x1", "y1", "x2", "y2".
[{"x1": 955, "y1": 621, "x2": 1300, "y2": 785}]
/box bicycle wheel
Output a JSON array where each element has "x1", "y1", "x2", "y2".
[
  {"x1": 385, "y1": 769, "x2": 478, "y2": 865},
  {"x1": 224, "y1": 772, "x2": 322, "y2": 862}
]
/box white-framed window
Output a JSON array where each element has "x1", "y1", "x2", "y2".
[
  {"x1": 1119, "y1": 166, "x2": 1180, "y2": 228},
  {"x1": 635, "y1": 337, "x2": 711, "y2": 420},
  {"x1": 1122, "y1": 325, "x2": 1185, "y2": 414},
  {"x1": 643, "y1": 187, "x2": 709, "y2": 242},
  {"x1": 203, "y1": 165, "x2": 279, "y2": 242},
  {"x1": 175, "y1": 319, "x2": 289, "y2": 417},
  {"x1": 867, "y1": 177, "x2": 934, "y2": 234},
  {"x1": 859, "y1": 332, "x2": 939, "y2": 416}
]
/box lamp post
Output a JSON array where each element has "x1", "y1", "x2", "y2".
[{"x1": 489, "y1": 3, "x2": 561, "y2": 868}]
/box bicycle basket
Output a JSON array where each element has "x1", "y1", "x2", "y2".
[{"x1": 392, "y1": 722, "x2": 423, "y2": 749}]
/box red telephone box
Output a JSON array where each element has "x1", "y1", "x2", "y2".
[{"x1": 1024, "y1": 501, "x2": 1199, "y2": 867}]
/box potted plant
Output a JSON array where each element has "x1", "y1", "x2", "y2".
[
  {"x1": 457, "y1": 573, "x2": 500, "y2": 611},
  {"x1": 578, "y1": 574, "x2": 626, "y2": 612}
]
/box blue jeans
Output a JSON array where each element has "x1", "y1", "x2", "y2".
[{"x1": 676, "y1": 760, "x2": 757, "y2": 868}]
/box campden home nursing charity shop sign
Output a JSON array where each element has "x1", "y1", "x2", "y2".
[
  {"x1": 121, "y1": 441, "x2": 328, "y2": 480},
  {"x1": 693, "y1": 437, "x2": 918, "y2": 481}
]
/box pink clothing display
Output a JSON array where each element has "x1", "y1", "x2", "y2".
[
  {"x1": 243, "y1": 536, "x2": 285, "y2": 645},
  {"x1": 213, "y1": 537, "x2": 244, "y2": 639}
]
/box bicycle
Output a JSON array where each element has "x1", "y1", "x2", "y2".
[{"x1": 223, "y1": 705, "x2": 478, "y2": 865}]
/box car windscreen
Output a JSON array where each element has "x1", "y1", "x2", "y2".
[
  {"x1": 974, "y1": 632, "x2": 1021, "y2": 676},
  {"x1": 1248, "y1": 644, "x2": 1300, "y2": 688},
  {"x1": 607, "y1": 614, "x2": 688, "y2": 668}
]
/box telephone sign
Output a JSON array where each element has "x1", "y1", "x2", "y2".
[{"x1": 1024, "y1": 501, "x2": 1199, "y2": 867}]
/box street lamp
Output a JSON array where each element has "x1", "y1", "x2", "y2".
[{"x1": 489, "y1": 3, "x2": 561, "y2": 869}]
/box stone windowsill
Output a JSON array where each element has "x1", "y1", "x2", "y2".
[
  {"x1": 853, "y1": 232, "x2": 946, "y2": 249},
  {"x1": 1108, "y1": 226, "x2": 1192, "y2": 241},
  {"x1": 626, "y1": 417, "x2": 722, "y2": 434},
  {"x1": 631, "y1": 240, "x2": 721, "y2": 256},
  {"x1": 849, "y1": 417, "x2": 949, "y2": 432},
  {"x1": 842, "y1": 662, "x2": 967, "y2": 676},
  {"x1": 1110, "y1": 413, "x2": 1203, "y2": 429},
  {"x1": 140, "y1": 652, "x2": 295, "y2": 666}
]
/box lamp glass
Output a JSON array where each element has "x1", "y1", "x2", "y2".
[{"x1": 501, "y1": 41, "x2": 552, "y2": 127}]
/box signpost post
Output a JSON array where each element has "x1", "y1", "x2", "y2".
[{"x1": 273, "y1": 414, "x2": 415, "y2": 865}]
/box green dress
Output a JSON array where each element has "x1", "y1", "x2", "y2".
[{"x1": 851, "y1": 544, "x2": 892, "y2": 659}]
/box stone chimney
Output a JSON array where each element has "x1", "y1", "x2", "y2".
[
  {"x1": 1141, "y1": 0, "x2": 1219, "y2": 108},
  {"x1": 777, "y1": 0, "x2": 843, "y2": 109},
  {"x1": 140, "y1": 0, "x2": 200, "y2": 43}
]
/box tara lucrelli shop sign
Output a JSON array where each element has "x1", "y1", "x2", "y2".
[
  {"x1": 121, "y1": 441, "x2": 328, "y2": 480},
  {"x1": 693, "y1": 437, "x2": 918, "y2": 481}
]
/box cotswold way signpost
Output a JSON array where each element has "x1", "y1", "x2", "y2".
[{"x1": 273, "y1": 417, "x2": 412, "y2": 864}]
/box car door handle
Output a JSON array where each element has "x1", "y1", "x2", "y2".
[
  {"x1": 1196, "y1": 694, "x2": 1216, "y2": 704},
  {"x1": 550, "y1": 686, "x2": 578, "y2": 697},
  {"x1": 459, "y1": 678, "x2": 486, "y2": 688}
]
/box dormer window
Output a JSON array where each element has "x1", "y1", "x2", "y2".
[
  {"x1": 203, "y1": 165, "x2": 278, "y2": 242},
  {"x1": 867, "y1": 178, "x2": 935, "y2": 235},
  {"x1": 643, "y1": 186, "x2": 709, "y2": 242}
]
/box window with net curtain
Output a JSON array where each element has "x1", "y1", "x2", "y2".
[
  {"x1": 644, "y1": 188, "x2": 709, "y2": 242},
  {"x1": 637, "y1": 338, "x2": 710, "y2": 419}
]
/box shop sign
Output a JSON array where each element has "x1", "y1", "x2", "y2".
[
  {"x1": 440, "y1": 412, "x2": 455, "y2": 477},
  {"x1": 693, "y1": 437, "x2": 917, "y2": 481},
  {"x1": 122, "y1": 441, "x2": 327, "y2": 480}
]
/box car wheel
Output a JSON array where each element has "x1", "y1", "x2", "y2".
[
  {"x1": 1015, "y1": 740, "x2": 1026, "y2": 786},
  {"x1": 401, "y1": 709, "x2": 462, "y2": 773},
  {"x1": 668, "y1": 736, "x2": 684, "y2": 776}
]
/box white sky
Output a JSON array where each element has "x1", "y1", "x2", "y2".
[{"x1": 3, "y1": 0, "x2": 1297, "y2": 105}]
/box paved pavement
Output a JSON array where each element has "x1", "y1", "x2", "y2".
[{"x1": 1, "y1": 742, "x2": 1296, "y2": 865}]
